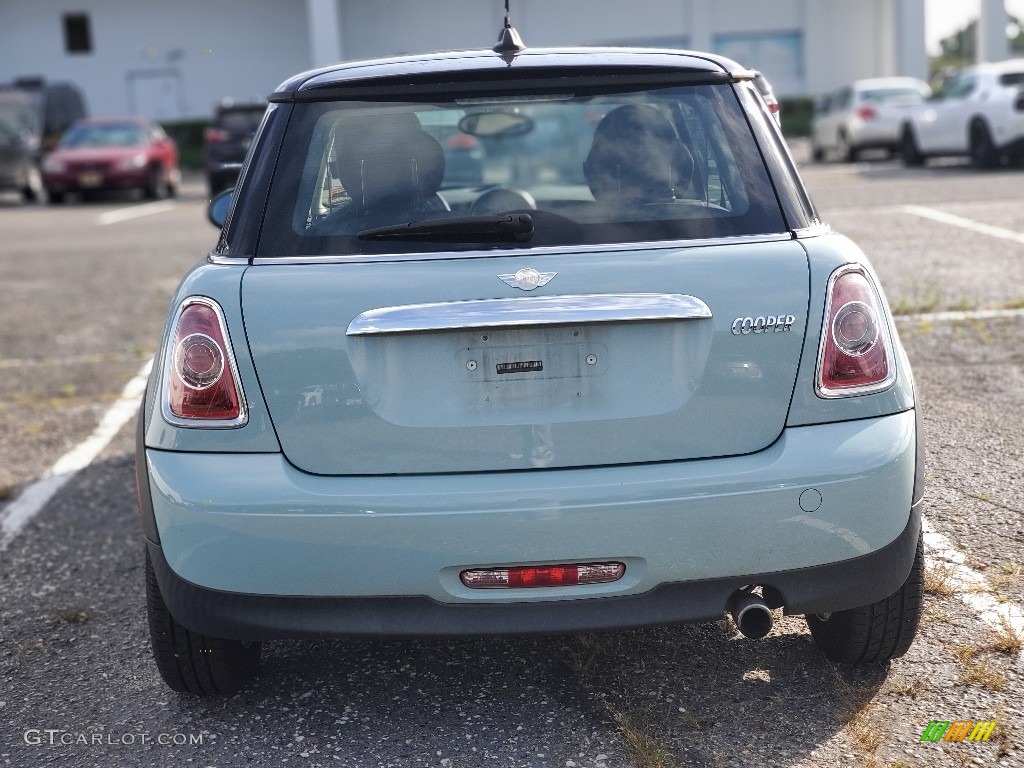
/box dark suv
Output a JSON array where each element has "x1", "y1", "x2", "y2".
[
  {"x1": 203, "y1": 100, "x2": 265, "y2": 196},
  {"x1": 0, "y1": 78, "x2": 87, "y2": 201}
]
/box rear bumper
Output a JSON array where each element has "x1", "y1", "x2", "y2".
[
  {"x1": 848, "y1": 123, "x2": 902, "y2": 150},
  {"x1": 141, "y1": 410, "x2": 920, "y2": 638},
  {"x1": 148, "y1": 503, "x2": 920, "y2": 639},
  {"x1": 43, "y1": 168, "x2": 149, "y2": 192}
]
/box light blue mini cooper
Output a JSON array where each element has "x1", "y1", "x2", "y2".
[{"x1": 137, "y1": 28, "x2": 924, "y2": 695}]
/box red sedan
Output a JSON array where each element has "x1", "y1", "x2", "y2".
[{"x1": 42, "y1": 117, "x2": 179, "y2": 203}]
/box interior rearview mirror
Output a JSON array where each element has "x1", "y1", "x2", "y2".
[{"x1": 458, "y1": 111, "x2": 534, "y2": 138}]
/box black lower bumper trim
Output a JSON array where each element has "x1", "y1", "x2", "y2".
[{"x1": 148, "y1": 505, "x2": 921, "y2": 640}]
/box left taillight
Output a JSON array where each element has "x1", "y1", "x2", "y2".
[
  {"x1": 161, "y1": 297, "x2": 246, "y2": 427},
  {"x1": 815, "y1": 265, "x2": 896, "y2": 398},
  {"x1": 857, "y1": 105, "x2": 877, "y2": 121}
]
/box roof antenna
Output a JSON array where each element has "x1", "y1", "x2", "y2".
[{"x1": 493, "y1": 0, "x2": 526, "y2": 65}]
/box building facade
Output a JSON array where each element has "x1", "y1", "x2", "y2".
[{"x1": 0, "y1": 0, "x2": 1004, "y2": 121}]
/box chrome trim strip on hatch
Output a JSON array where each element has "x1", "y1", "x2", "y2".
[{"x1": 346, "y1": 293, "x2": 712, "y2": 336}]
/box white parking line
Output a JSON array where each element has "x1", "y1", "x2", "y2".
[
  {"x1": 901, "y1": 204, "x2": 1024, "y2": 246},
  {"x1": 96, "y1": 201, "x2": 176, "y2": 226},
  {"x1": 922, "y1": 517, "x2": 1024, "y2": 657},
  {"x1": 896, "y1": 308, "x2": 1024, "y2": 323},
  {"x1": 0, "y1": 359, "x2": 152, "y2": 553}
]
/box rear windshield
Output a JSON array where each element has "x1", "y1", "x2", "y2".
[
  {"x1": 860, "y1": 87, "x2": 927, "y2": 103},
  {"x1": 259, "y1": 81, "x2": 786, "y2": 256},
  {"x1": 0, "y1": 92, "x2": 40, "y2": 137},
  {"x1": 62, "y1": 122, "x2": 146, "y2": 148},
  {"x1": 217, "y1": 108, "x2": 264, "y2": 134}
]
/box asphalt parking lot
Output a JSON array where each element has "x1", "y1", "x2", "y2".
[{"x1": 1, "y1": 157, "x2": 1023, "y2": 768}]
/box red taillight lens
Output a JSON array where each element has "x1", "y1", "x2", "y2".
[
  {"x1": 446, "y1": 132, "x2": 478, "y2": 150},
  {"x1": 461, "y1": 562, "x2": 625, "y2": 589},
  {"x1": 204, "y1": 127, "x2": 229, "y2": 143},
  {"x1": 816, "y1": 266, "x2": 895, "y2": 397},
  {"x1": 163, "y1": 298, "x2": 245, "y2": 424},
  {"x1": 857, "y1": 105, "x2": 877, "y2": 120}
]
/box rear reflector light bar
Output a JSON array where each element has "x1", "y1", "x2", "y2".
[{"x1": 461, "y1": 562, "x2": 625, "y2": 589}]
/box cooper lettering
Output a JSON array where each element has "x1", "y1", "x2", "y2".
[{"x1": 731, "y1": 314, "x2": 798, "y2": 335}]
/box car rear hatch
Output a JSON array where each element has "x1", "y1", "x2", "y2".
[{"x1": 241, "y1": 240, "x2": 809, "y2": 475}]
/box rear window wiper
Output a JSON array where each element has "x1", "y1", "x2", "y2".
[{"x1": 358, "y1": 213, "x2": 534, "y2": 243}]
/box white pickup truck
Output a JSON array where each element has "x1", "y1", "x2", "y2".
[{"x1": 901, "y1": 59, "x2": 1024, "y2": 168}]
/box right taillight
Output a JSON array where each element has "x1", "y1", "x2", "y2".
[
  {"x1": 815, "y1": 265, "x2": 896, "y2": 398},
  {"x1": 161, "y1": 297, "x2": 247, "y2": 427}
]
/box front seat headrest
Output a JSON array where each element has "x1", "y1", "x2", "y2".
[
  {"x1": 584, "y1": 105, "x2": 694, "y2": 204},
  {"x1": 334, "y1": 112, "x2": 445, "y2": 212}
]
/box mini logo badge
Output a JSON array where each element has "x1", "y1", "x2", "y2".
[{"x1": 498, "y1": 268, "x2": 556, "y2": 291}]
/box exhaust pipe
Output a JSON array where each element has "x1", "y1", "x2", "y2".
[{"x1": 729, "y1": 591, "x2": 774, "y2": 639}]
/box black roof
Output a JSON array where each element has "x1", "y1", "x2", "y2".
[{"x1": 271, "y1": 47, "x2": 752, "y2": 101}]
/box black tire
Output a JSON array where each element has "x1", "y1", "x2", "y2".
[
  {"x1": 145, "y1": 549, "x2": 261, "y2": 695},
  {"x1": 47, "y1": 191, "x2": 66, "y2": 205},
  {"x1": 969, "y1": 120, "x2": 999, "y2": 169},
  {"x1": 901, "y1": 126, "x2": 924, "y2": 167},
  {"x1": 806, "y1": 532, "x2": 924, "y2": 664},
  {"x1": 811, "y1": 144, "x2": 825, "y2": 162},
  {"x1": 144, "y1": 166, "x2": 167, "y2": 200},
  {"x1": 837, "y1": 131, "x2": 857, "y2": 163}
]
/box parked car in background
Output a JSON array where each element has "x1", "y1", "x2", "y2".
[
  {"x1": 752, "y1": 70, "x2": 781, "y2": 125},
  {"x1": 139, "y1": 42, "x2": 923, "y2": 696},
  {"x1": 901, "y1": 59, "x2": 1024, "y2": 168},
  {"x1": 203, "y1": 99, "x2": 266, "y2": 195},
  {"x1": 812, "y1": 77, "x2": 931, "y2": 162},
  {"x1": 0, "y1": 77, "x2": 86, "y2": 201},
  {"x1": 42, "y1": 117, "x2": 179, "y2": 203}
]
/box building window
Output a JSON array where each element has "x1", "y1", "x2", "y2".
[{"x1": 63, "y1": 14, "x2": 92, "y2": 54}]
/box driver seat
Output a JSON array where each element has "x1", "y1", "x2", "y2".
[{"x1": 583, "y1": 105, "x2": 694, "y2": 206}]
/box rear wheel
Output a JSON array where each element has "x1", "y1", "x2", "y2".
[
  {"x1": 901, "y1": 126, "x2": 924, "y2": 167},
  {"x1": 144, "y1": 166, "x2": 167, "y2": 200},
  {"x1": 969, "y1": 120, "x2": 999, "y2": 169},
  {"x1": 47, "y1": 191, "x2": 66, "y2": 205},
  {"x1": 837, "y1": 131, "x2": 857, "y2": 162},
  {"x1": 145, "y1": 549, "x2": 261, "y2": 695},
  {"x1": 806, "y1": 532, "x2": 923, "y2": 664}
]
